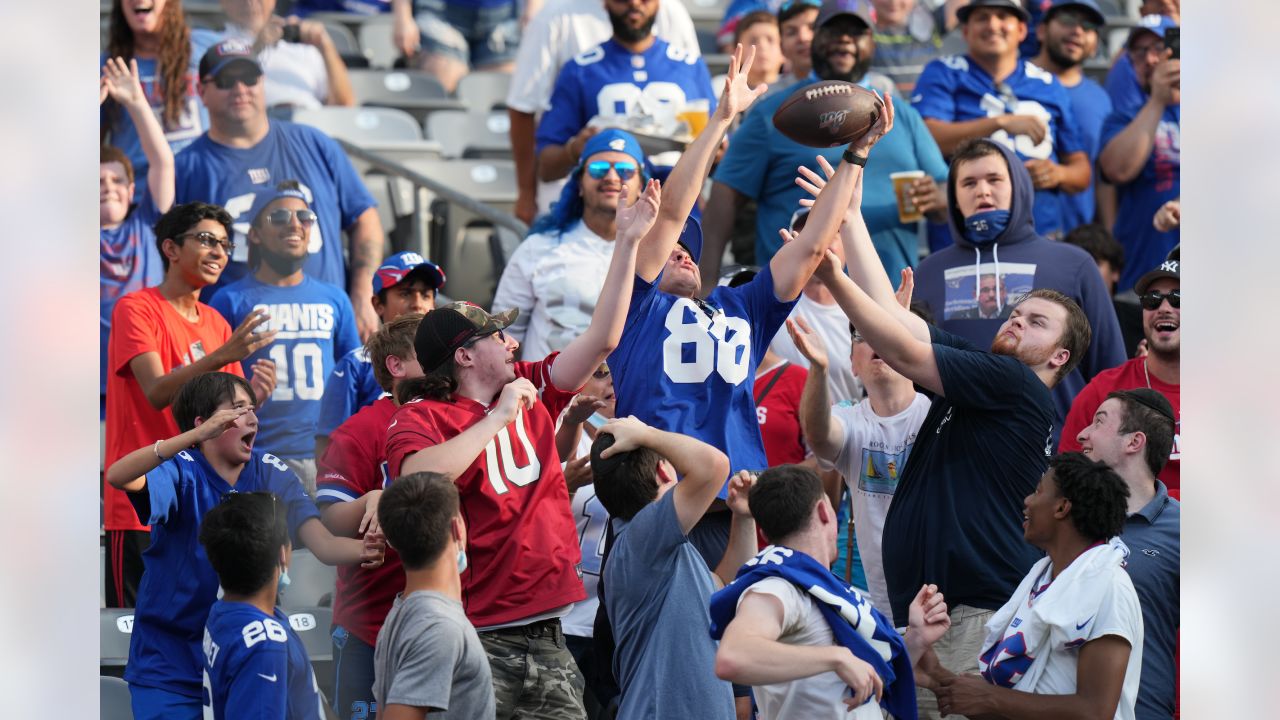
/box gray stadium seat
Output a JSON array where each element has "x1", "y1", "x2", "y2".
[
  {"x1": 322, "y1": 21, "x2": 361, "y2": 56},
  {"x1": 425, "y1": 109, "x2": 513, "y2": 159},
  {"x1": 279, "y1": 548, "x2": 336, "y2": 609},
  {"x1": 284, "y1": 606, "x2": 336, "y2": 701},
  {"x1": 686, "y1": 0, "x2": 730, "y2": 24},
  {"x1": 456, "y1": 70, "x2": 512, "y2": 113},
  {"x1": 101, "y1": 676, "x2": 134, "y2": 720},
  {"x1": 293, "y1": 106, "x2": 423, "y2": 143},
  {"x1": 356, "y1": 15, "x2": 399, "y2": 68},
  {"x1": 346, "y1": 69, "x2": 468, "y2": 124},
  {"x1": 101, "y1": 608, "x2": 135, "y2": 675}
]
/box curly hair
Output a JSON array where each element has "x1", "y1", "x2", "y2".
[
  {"x1": 1049, "y1": 452, "x2": 1129, "y2": 542},
  {"x1": 105, "y1": 0, "x2": 192, "y2": 133}
]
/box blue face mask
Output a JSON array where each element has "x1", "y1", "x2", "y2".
[
  {"x1": 278, "y1": 565, "x2": 291, "y2": 590},
  {"x1": 964, "y1": 209, "x2": 1011, "y2": 244},
  {"x1": 456, "y1": 548, "x2": 468, "y2": 574}
]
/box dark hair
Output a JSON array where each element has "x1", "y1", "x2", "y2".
[
  {"x1": 590, "y1": 433, "x2": 663, "y2": 521},
  {"x1": 154, "y1": 202, "x2": 234, "y2": 271},
  {"x1": 378, "y1": 472, "x2": 459, "y2": 570},
  {"x1": 394, "y1": 358, "x2": 457, "y2": 404},
  {"x1": 1064, "y1": 224, "x2": 1125, "y2": 274},
  {"x1": 950, "y1": 137, "x2": 1010, "y2": 177},
  {"x1": 1107, "y1": 391, "x2": 1176, "y2": 478},
  {"x1": 172, "y1": 372, "x2": 256, "y2": 433},
  {"x1": 105, "y1": 0, "x2": 192, "y2": 133},
  {"x1": 199, "y1": 492, "x2": 290, "y2": 595},
  {"x1": 1021, "y1": 288, "x2": 1091, "y2": 385},
  {"x1": 367, "y1": 313, "x2": 424, "y2": 393},
  {"x1": 1048, "y1": 453, "x2": 1129, "y2": 541},
  {"x1": 735, "y1": 10, "x2": 779, "y2": 43},
  {"x1": 750, "y1": 465, "x2": 825, "y2": 542},
  {"x1": 101, "y1": 145, "x2": 135, "y2": 185}
]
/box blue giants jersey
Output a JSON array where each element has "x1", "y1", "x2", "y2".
[
  {"x1": 209, "y1": 276, "x2": 361, "y2": 458},
  {"x1": 535, "y1": 38, "x2": 717, "y2": 153},
  {"x1": 203, "y1": 602, "x2": 324, "y2": 720},
  {"x1": 125, "y1": 449, "x2": 321, "y2": 698},
  {"x1": 173, "y1": 121, "x2": 377, "y2": 292},
  {"x1": 315, "y1": 347, "x2": 386, "y2": 438},
  {"x1": 911, "y1": 55, "x2": 1085, "y2": 236},
  {"x1": 609, "y1": 264, "x2": 796, "y2": 496}
]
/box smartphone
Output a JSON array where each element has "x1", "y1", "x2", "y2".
[
  {"x1": 1165, "y1": 27, "x2": 1179, "y2": 59},
  {"x1": 282, "y1": 24, "x2": 301, "y2": 43}
]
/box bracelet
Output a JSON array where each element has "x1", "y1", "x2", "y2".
[
  {"x1": 843, "y1": 148, "x2": 868, "y2": 167},
  {"x1": 154, "y1": 439, "x2": 170, "y2": 462}
]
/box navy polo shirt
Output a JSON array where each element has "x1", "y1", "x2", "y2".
[{"x1": 1122, "y1": 481, "x2": 1180, "y2": 720}]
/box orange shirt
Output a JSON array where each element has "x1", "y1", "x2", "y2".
[{"x1": 104, "y1": 287, "x2": 243, "y2": 531}]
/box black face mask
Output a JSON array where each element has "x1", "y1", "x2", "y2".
[
  {"x1": 609, "y1": 8, "x2": 656, "y2": 44},
  {"x1": 810, "y1": 24, "x2": 873, "y2": 83}
]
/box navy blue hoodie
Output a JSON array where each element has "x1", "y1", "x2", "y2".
[{"x1": 913, "y1": 140, "x2": 1125, "y2": 436}]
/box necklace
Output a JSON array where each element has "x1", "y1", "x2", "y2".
[{"x1": 1143, "y1": 360, "x2": 1152, "y2": 389}]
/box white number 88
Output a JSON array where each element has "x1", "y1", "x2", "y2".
[{"x1": 662, "y1": 300, "x2": 751, "y2": 384}]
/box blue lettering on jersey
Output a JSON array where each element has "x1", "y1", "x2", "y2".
[{"x1": 979, "y1": 631, "x2": 1034, "y2": 688}]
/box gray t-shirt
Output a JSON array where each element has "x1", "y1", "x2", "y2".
[
  {"x1": 605, "y1": 491, "x2": 736, "y2": 720},
  {"x1": 372, "y1": 590, "x2": 495, "y2": 718}
]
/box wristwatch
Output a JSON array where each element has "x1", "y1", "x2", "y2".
[{"x1": 843, "y1": 148, "x2": 868, "y2": 167}]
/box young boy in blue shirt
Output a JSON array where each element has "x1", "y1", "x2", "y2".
[{"x1": 106, "y1": 371, "x2": 384, "y2": 720}]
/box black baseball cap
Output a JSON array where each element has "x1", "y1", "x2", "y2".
[
  {"x1": 1043, "y1": 0, "x2": 1106, "y2": 29},
  {"x1": 956, "y1": 0, "x2": 1031, "y2": 24},
  {"x1": 199, "y1": 39, "x2": 262, "y2": 81},
  {"x1": 815, "y1": 0, "x2": 873, "y2": 31},
  {"x1": 1134, "y1": 259, "x2": 1179, "y2": 295},
  {"x1": 414, "y1": 302, "x2": 517, "y2": 372}
]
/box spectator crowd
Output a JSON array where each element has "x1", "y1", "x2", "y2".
[{"x1": 100, "y1": 0, "x2": 1181, "y2": 719}]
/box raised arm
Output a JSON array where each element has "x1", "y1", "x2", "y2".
[
  {"x1": 635, "y1": 44, "x2": 768, "y2": 281},
  {"x1": 1099, "y1": 57, "x2": 1178, "y2": 184},
  {"x1": 552, "y1": 179, "x2": 661, "y2": 389},
  {"x1": 105, "y1": 406, "x2": 253, "y2": 492},
  {"x1": 712, "y1": 472, "x2": 759, "y2": 587},
  {"x1": 102, "y1": 57, "x2": 174, "y2": 212},
  {"x1": 128, "y1": 309, "x2": 276, "y2": 410},
  {"x1": 788, "y1": 318, "x2": 846, "y2": 461},
  {"x1": 296, "y1": 516, "x2": 384, "y2": 567}
]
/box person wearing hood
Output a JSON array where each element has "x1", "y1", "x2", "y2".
[
  {"x1": 701, "y1": 0, "x2": 949, "y2": 292},
  {"x1": 912, "y1": 138, "x2": 1125, "y2": 439},
  {"x1": 208, "y1": 181, "x2": 363, "y2": 496},
  {"x1": 492, "y1": 128, "x2": 648, "y2": 361}
]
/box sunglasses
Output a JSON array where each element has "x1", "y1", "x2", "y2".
[
  {"x1": 1129, "y1": 41, "x2": 1167, "y2": 59},
  {"x1": 263, "y1": 208, "x2": 317, "y2": 227},
  {"x1": 1139, "y1": 289, "x2": 1180, "y2": 310},
  {"x1": 585, "y1": 160, "x2": 638, "y2": 181},
  {"x1": 464, "y1": 329, "x2": 507, "y2": 348},
  {"x1": 778, "y1": 0, "x2": 822, "y2": 14},
  {"x1": 1052, "y1": 10, "x2": 1100, "y2": 32},
  {"x1": 592, "y1": 367, "x2": 611, "y2": 380},
  {"x1": 177, "y1": 231, "x2": 236, "y2": 254},
  {"x1": 204, "y1": 67, "x2": 263, "y2": 90},
  {"x1": 995, "y1": 82, "x2": 1019, "y2": 113}
]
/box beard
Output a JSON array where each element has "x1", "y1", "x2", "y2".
[
  {"x1": 608, "y1": 9, "x2": 656, "y2": 44},
  {"x1": 1045, "y1": 41, "x2": 1083, "y2": 70},
  {"x1": 811, "y1": 47, "x2": 872, "y2": 83},
  {"x1": 257, "y1": 245, "x2": 307, "y2": 277}
]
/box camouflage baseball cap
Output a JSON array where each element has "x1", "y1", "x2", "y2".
[{"x1": 414, "y1": 302, "x2": 518, "y2": 372}]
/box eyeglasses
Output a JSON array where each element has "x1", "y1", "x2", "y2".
[
  {"x1": 585, "y1": 160, "x2": 638, "y2": 181},
  {"x1": 177, "y1": 231, "x2": 235, "y2": 254},
  {"x1": 464, "y1": 329, "x2": 506, "y2": 348},
  {"x1": 204, "y1": 67, "x2": 263, "y2": 90},
  {"x1": 1139, "y1": 289, "x2": 1180, "y2": 310},
  {"x1": 1129, "y1": 41, "x2": 1167, "y2": 59},
  {"x1": 1052, "y1": 10, "x2": 1100, "y2": 32},
  {"x1": 263, "y1": 208, "x2": 317, "y2": 227}
]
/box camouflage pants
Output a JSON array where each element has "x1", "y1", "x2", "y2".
[{"x1": 479, "y1": 618, "x2": 586, "y2": 720}]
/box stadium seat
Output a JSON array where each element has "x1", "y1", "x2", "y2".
[
  {"x1": 283, "y1": 606, "x2": 336, "y2": 701},
  {"x1": 346, "y1": 69, "x2": 468, "y2": 125},
  {"x1": 686, "y1": 0, "x2": 730, "y2": 25},
  {"x1": 456, "y1": 70, "x2": 512, "y2": 113},
  {"x1": 280, "y1": 548, "x2": 336, "y2": 609},
  {"x1": 425, "y1": 109, "x2": 512, "y2": 159},
  {"x1": 321, "y1": 21, "x2": 361, "y2": 56},
  {"x1": 356, "y1": 15, "x2": 399, "y2": 69},
  {"x1": 101, "y1": 608, "x2": 135, "y2": 676},
  {"x1": 293, "y1": 106, "x2": 423, "y2": 143},
  {"x1": 101, "y1": 676, "x2": 134, "y2": 720}
]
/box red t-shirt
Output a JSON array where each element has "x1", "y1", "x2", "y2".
[
  {"x1": 754, "y1": 361, "x2": 809, "y2": 467},
  {"x1": 1059, "y1": 356, "x2": 1180, "y2": 491},
  {"x1": 384, "y1": 354, "x2": 585, "y2": 628},
  {"x1": 316, "y1": 397, "x2": 402, "y2": 647},
  {"x1": 104, "y1": 287, "x2": 243, "y2": 531}
]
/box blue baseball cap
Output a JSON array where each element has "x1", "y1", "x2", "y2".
[
  {"x1": 1128, "y1": 14, "x2": 1178, "y2": 46},
  {"x1": 579, "y1": 128, "x2": 647, "y2": 171},
  {"x1": 373, "y1": 251, "x2": 446, "y2": 295},
  {"x1": 956, "y1": 0, "x2": 1029, "y2": 24},
  {"x1": 677, "y1": 216, "x2": 703, "y2": 264},
  {"x1": 198, "y1": 39, "x2": 261, "y2": 80},
  {"x1": 245, "y1": 185, "x2": 310, "y2": 227},
  {"x1": 1044, "y1": 0, "x2": 1106, "y2": 29}
]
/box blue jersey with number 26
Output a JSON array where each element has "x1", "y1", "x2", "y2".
[
  {"x1": 609, "y1": 264, "x2": 795, "y2": 496},
  {"x1": 203, "y1": 601, "x2": 324, "y2": 720}
]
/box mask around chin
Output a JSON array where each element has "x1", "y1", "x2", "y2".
[{"x1": 963, "y1": 209, "x2": 1012, "y2": 244}]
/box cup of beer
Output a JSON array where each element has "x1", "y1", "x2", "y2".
[
  {"x1": 890, "y1": 170, "x2": 927, "y2": 224},
  {"x1": 677, "y1": 99, "x2": 711, "y2": 137}
]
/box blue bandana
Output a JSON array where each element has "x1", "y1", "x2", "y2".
[{"x1": 529, "y1": 129, "x2": 650, "y2": 237}]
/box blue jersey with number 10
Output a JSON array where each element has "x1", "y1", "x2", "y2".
[
  {"x1": 609, "y1": 265, "x2": 795, "y2": 496},
  {"x1": 535, "y1": 37, "x2": 716, "y2": 153},
  {"x1": 203, "y1": 601, "x2": 324, "y2": 720},
  {"x1": 911, "y1": 55, "x2": 1084, "y2": 236},
  {"x1": 209, "y1": 276, "x2": 361, "y2": 459}
]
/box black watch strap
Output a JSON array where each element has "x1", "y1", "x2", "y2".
[{"x1": 843, "y1": 148, "x2": 868, "y2": 167}]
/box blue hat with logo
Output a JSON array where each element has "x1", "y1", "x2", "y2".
[
  {"x1": 580, "y1": 128, "x2": 647, "y2": 169},
  {"x1": 373, "y1": 251, "x2": 447, "y2": 294},
  {"x1": 1044, "y1": 0, "x2": 1106, "y2": 29},
  {"x1": 1127, "y1": 14, "x2": 1178, "y2": 46},
  {"x1": 199, "y1": 39, "x2": 262, "y2": 80},
  {"x1": 677, "y1": 216, "x2": 703, "y2": 264}
]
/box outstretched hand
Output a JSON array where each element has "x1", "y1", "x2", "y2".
[
  {"x1": 616, "y1": 178, "x2": 662, "y2": 243},
  {"x1": 786, "y1": 317, "x2": 830, "y2": 370},
  {"x1": 725, "y1": 470, "x2": 755, "y2": 516},
  {"x1": 849, "y1": 91, "x2": 895, "y2": 155},
  {"x1": 895, "y1": 268, "x2": 915, "y2": 310},
  {"x1": 907, "y1": 583, "x2": 950, "y2": 649},
  {"x1": 714, "y1": 43, "x2": 770, "y2": 122},
  {"x1": 796, "y1": 154, "x2": 864, "y2": 213},
  {"x1": 101, "y1": 57, "x2": 147, "y2": 109},
  {"x1": 193, "y1": 406, "x2": 253, "y2": 444}
]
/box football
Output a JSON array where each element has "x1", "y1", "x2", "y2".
[{"x1": 771, "y1": 81, "x2": 883, "y2": 148}]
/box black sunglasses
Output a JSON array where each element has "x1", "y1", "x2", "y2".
[
  {"x1": 205, "y1": 67, "x2": 263, "y2": 90},
  {"x1": 464, "y1": 329, "x2": 506, "y2": 348},
  {"x1": 1139, "y1": 289, "x2": 1180, "y2": 310},
  {"x1": 177, "y1": 230, "x2": 235, "y2": 254},
  {"x1": 592, "y1": 367, "x2": 611, "y2": 380},
  {"x1": 263, "y1": 208, "x2": 317, "y2": 227}
]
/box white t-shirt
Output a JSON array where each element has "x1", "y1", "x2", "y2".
[
  {"x1": 827, "y1": 395, "x2": 931, "y2": 614},
  {"x1": 491, "y1": 220, "x2": 614, "y2": 360},
  {"x1": 505, "y1": 0, "x2": 700, "y2": 212},
  {"x1": 222, "y1": 25, "x2": 328, "y2": 110},
  {"x1": 769, "y1": 293, "x2": 865, "y2": 405},
  {"x1": 738, "y1": 578, "x2": 882, "y2": 720}
]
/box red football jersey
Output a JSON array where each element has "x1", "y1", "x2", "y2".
[
  {"x1": 384, "y1": 354, "x2": 585, "y2": 628},
  {"x1": 754, "y1": 361, "x2": 810, "y2": 467},
  {"x1": 316, "y1": 397, "x2": 403, "y2": 647}
]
